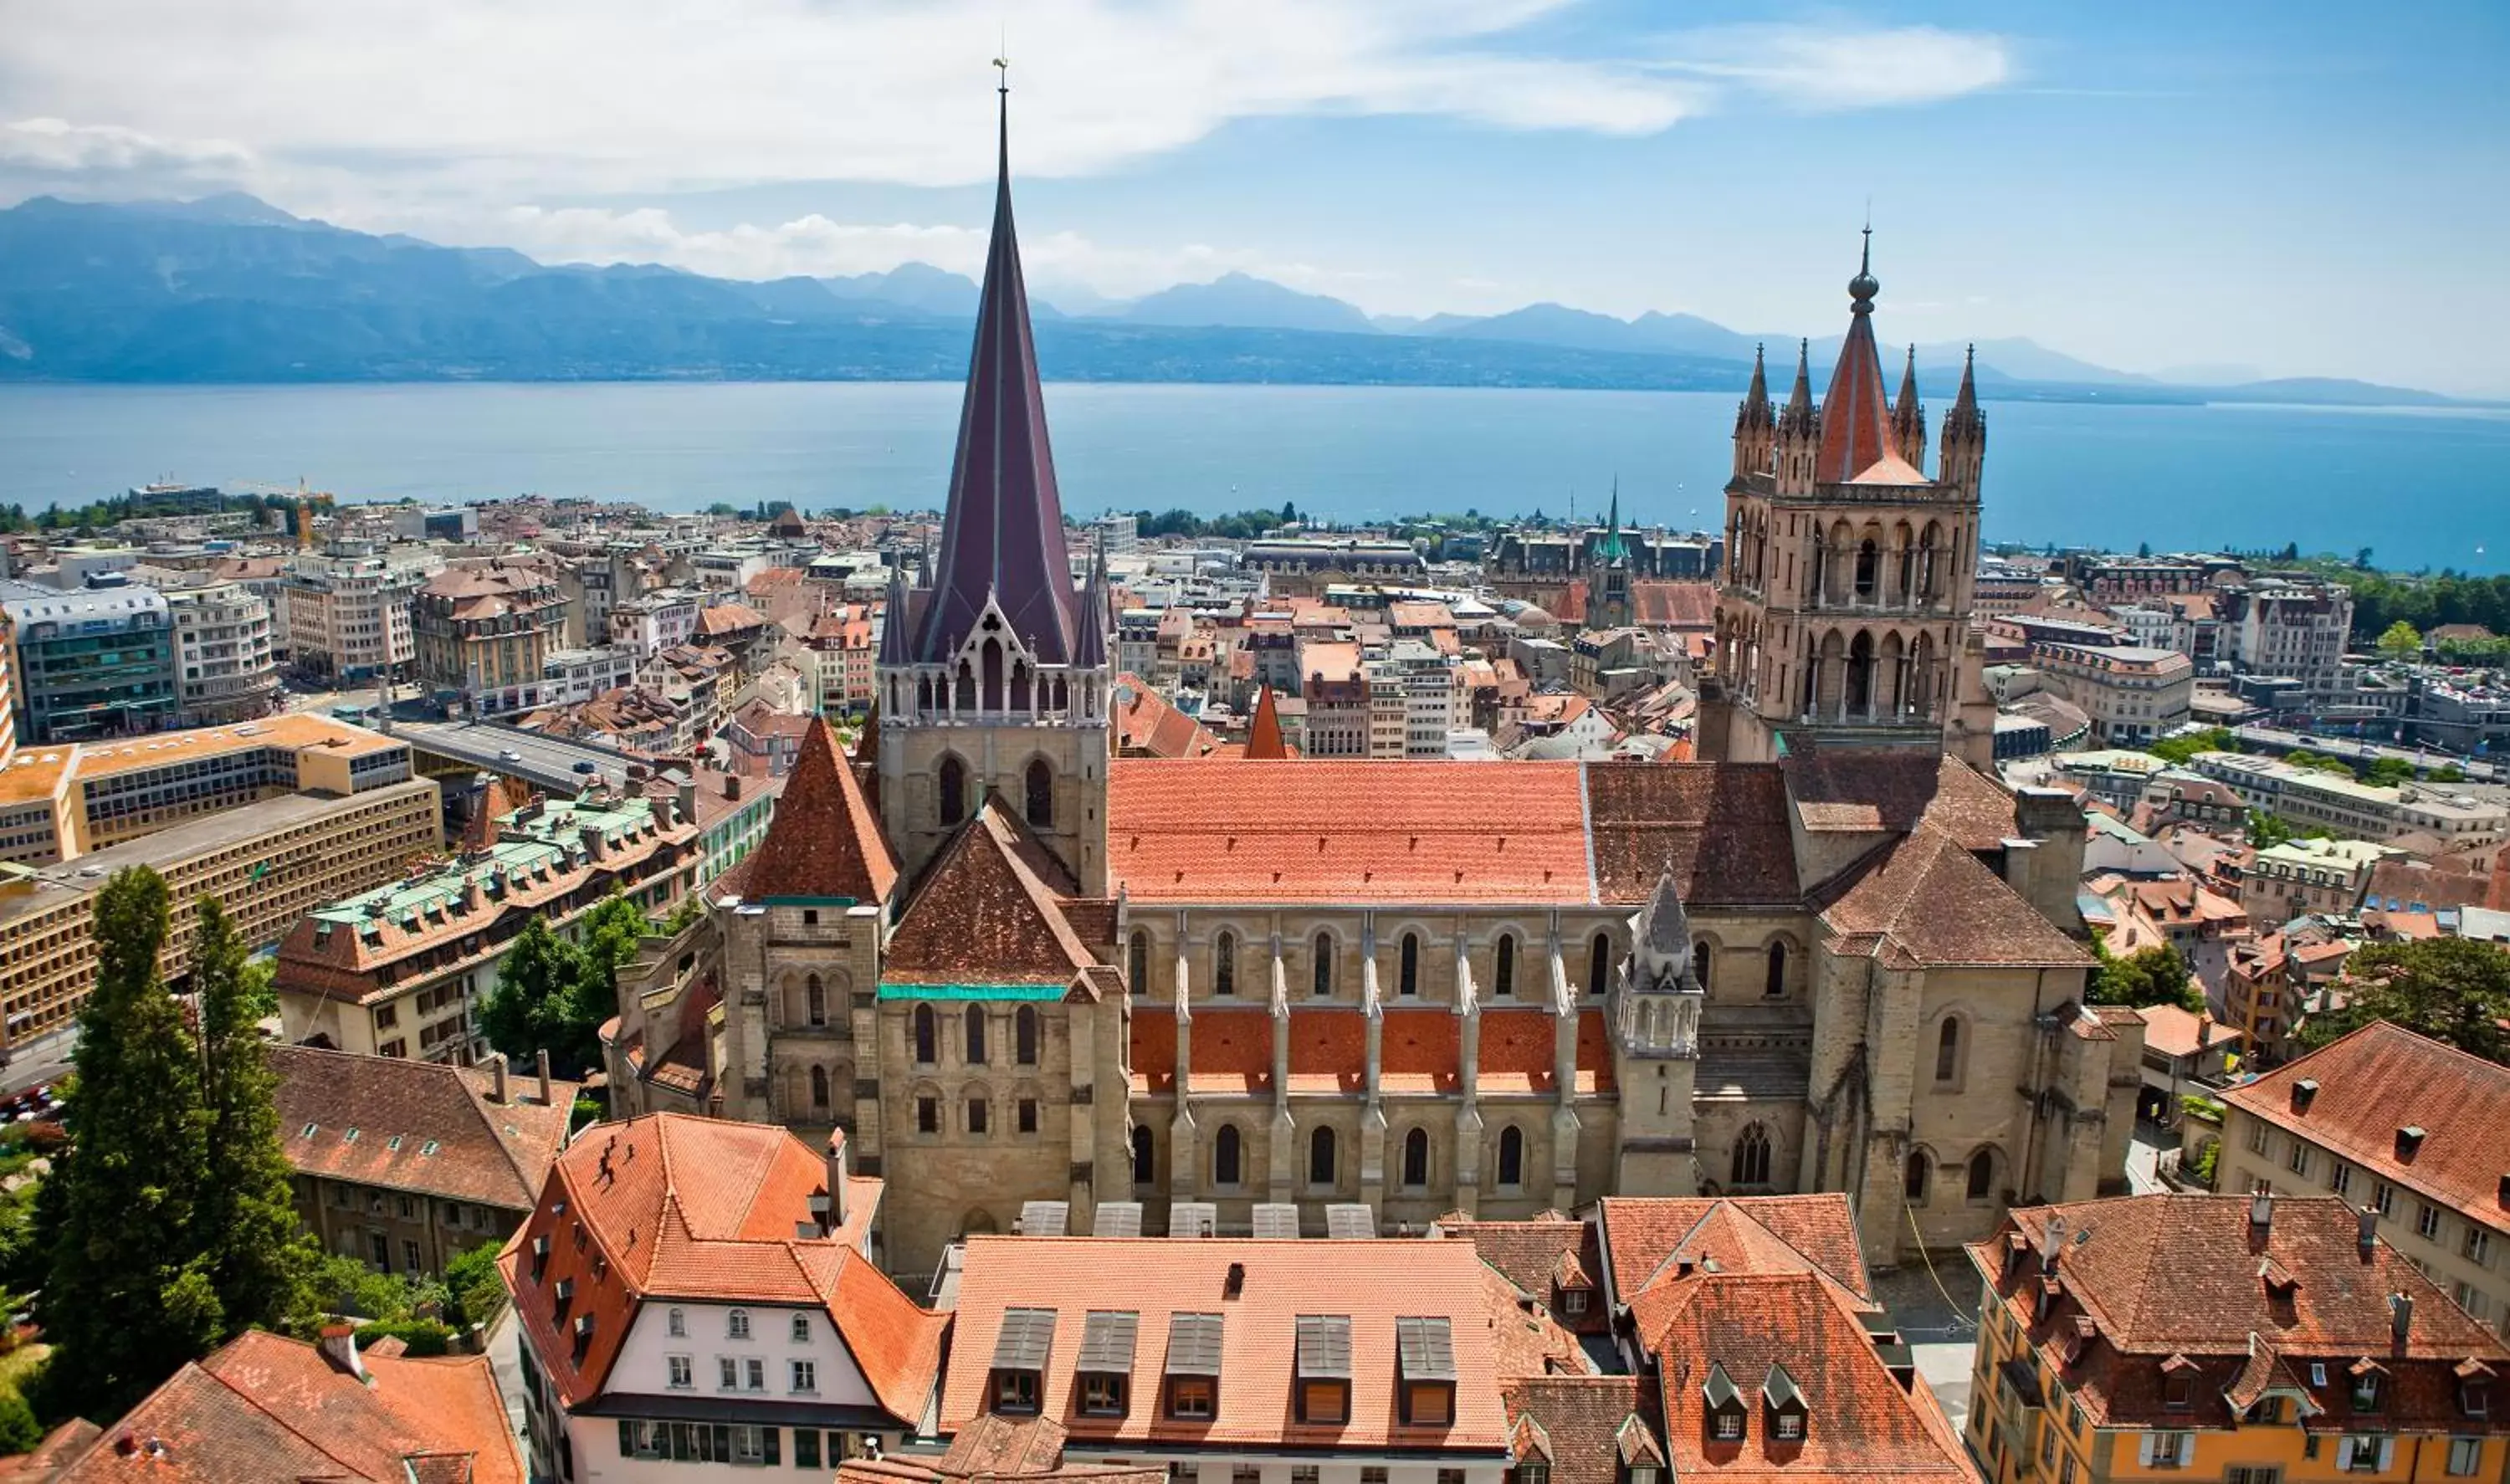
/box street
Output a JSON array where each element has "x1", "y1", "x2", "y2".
[{"x1": 0, "y1": 1027, "x2": 78, "y2": 1100}]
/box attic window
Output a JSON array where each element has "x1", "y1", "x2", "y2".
[
  {"x1": 2162, "y1": 1355, "x2": 2200, "y2": 1410},
  {"x1": 1294, "y1": 1314, "x2": 1352, "y2": 1424},
  {"x1": 1764, "y1": 1363, "x2": 1807, "y2": 1442},
  {"x1": 2397, "y1": 1126, "x2": 2427, "y2": 1161},
  {"x1": 1078, "y1": 1310, "x2": 1140, "y2": 1417},
  {"x1": 1703, "y1": 1362, "x2": 1746, "y2": 1442},
  {"x1": 343, "y1": 1127, "x2": 361, "y2": 1143},
  {"x1": 1167, "y1": 1312, "x2": 1226, "y2": 1420},
  {"x1": 387, "y1": 1135, "x2": 403, "y2": 1151},
  {"x1": 2461, "y1": 1365, "x2": 2494, "y2": 1419},
  {"x1": 300, "y1": 1122, "x2": 318, "y2": 1139},
  {"x1": 1396, "y1": 1316, "x2": 1457, "y2": 1426},
  {"x1": 423, "y1": 1140, "x2": 440, "y2": 1156},
  {"x1": 991, "y1": 1307, "x2": 1058, "y2": 1415}
]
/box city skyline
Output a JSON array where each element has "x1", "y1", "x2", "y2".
[{"x1": 2, "y1": 1, "x2": 2506, "y2": 395}]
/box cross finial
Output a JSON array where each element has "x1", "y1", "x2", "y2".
[{"x1": 993, "y1": 54, "x2": 1009, "y2": 93}]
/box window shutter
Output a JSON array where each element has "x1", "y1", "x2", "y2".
[
  {"x1": 766, "y1": 1427, "x2": 781, "y2": 1466},
  {"x1": 2378, "y1": 1439, "x2": 2394, "y2": 1473},
  {"x1": 618, "y1": 1420, "x2": 634, "y2": 1456},
  {"x1": 2179, "y1": 1435, "x2": 2195, "y2": 1467},
  {"x1": 2139, "y1": 1435, "x2": 2158, "y2": 1467}
]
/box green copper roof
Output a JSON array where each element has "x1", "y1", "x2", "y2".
[{"x1": 877, "y1": 982, "x2": 1068, "y2": 1002}]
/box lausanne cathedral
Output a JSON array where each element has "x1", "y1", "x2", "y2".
[{"x1": 604, "y1": 92, "x2": 2146, "y2": 1281}]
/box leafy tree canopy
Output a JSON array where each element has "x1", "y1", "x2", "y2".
[{"x1": 2299, "y1": 937, "x2": 2510, "y2": 1064}]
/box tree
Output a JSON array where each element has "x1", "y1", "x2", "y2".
[
  {"x1": 478, "y1": 914, "x2": 595, "y2": 1077},
  {"x1": 191, "y1": 897, "x2": 320, "y2": 1339},
  {"x1": 2148, "y1": 727, "x2": 2238, "y2": 766},
  {"x1": 2376, "y1": 620, "x2": 2423, "y2": 661},
  {"x1": 2433, "y1": 764, "x2": 2466, "y2": 783},
  {"x1": 33, "y1": 868, "x2": 220, "y2": 1420},
  {"x1": 2363, "y1": 755, "x2": 2415, "y2": 788},
  {"x1": 2088, "y1": 938, "x2": 2202, "y2": 1012},
  {"x1": 2299, "y1": 937, "x2": 2510, "y2": 1063},
  {"x1": 2246, "y1": 808, "x2": 2295, "y2": 848}
]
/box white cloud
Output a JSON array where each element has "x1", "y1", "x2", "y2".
[
  {"x1": 1661, "y1": 24, "x2": 2015, "y2": 110},
  {"x1": 0, "y1": 117, "x2": 252, "y2": 176}
]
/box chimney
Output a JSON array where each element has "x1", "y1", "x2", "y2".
[
  {"x1": 2250, "y1": 1183, "x2": 2275, "y2": 1239},
  {"x1": 536, "y1": 1047, "x2": 553, "y2": 1108},
  {"x1": 1225, "y1": 1261, "x2": 1246, "y2": 1298},
  {"x1": 653, "y1": 792, "x2": 675, "y2": 829},
  {"x1": 2291, "y1": 1077, "x2": 2319, "y2": 1114},
  {"x1": 822, "y1": 1131, "x2": 849, "y2": 1234},
  {"x1": 724, "y1": 773, "x2": 742, "y2": 801},
  {"x1": 2359, "y1": 1204, "x2": 2380, "y2": 1260},
  {"x1": 2390, "y1": 1292, "x2": 2415, "y2": 1345},
  {"x1": 2040, "y1": 1214, "x2": 2067, "y2": 1274},
  {"x1": 487, "y1": 1052, "x2": 509, "y2": 1104},
  {"x1": 318, "y1": 1323, "x2": 368, "y2": 1381},
  {"x1": 2397, "y1": 1126, "x2": 2427, "y2": 1162},
  {"x1": 579, "y1": 823, "x2": 607, "y2": 862},
  {"x1": 679, "y1": 780, "x2": 698, "y2": 822}
]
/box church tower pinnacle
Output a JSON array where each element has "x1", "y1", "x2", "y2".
[
  {"x1": 1892, "y1": 344, "x2": 1927, "y2": 469},
  {"x1": 876, "y1": 74, "x2": 1111, "y2": 893}
]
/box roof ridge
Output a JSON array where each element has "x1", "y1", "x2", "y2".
[{"x1": 202, "y1": 1338, "x2": 421, "y2": 1477}]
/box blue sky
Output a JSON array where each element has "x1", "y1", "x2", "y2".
[{"x1": 3, "y1": 0, "x2": 2505, "y2": 392}]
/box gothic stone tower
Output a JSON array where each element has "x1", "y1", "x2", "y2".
[
  {"x1": 1711, "y1": 233, "x2": 1995, "y2": 765},
  {"x1": 875, "y1": 76, "x2": 1113, "y2": 893},
  {"x1": 1611, "y1": 868, "x2": 1705, "y2": 1194}
]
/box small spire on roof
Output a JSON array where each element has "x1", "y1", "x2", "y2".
[
  {"x1": 1780, "y1": 337, "x2": 1816, "y2": 433},
  {"x1": 1244, "y1": 685, "x2": 1288, "y2": 760},
  {"x1": 1898, "y1": 344, "x2": 1920, "y2": 411},
  {"x1": 1953, "y1": 343, "x2": 1980, "y2": 417}
]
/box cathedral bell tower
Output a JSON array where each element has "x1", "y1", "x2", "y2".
[
  {"x1": 1709, "y1": 230, "x2": 1991, "y2": 763},
  {"x1": 875, "y1": 72, "x2": 1112, "y2": 893}
]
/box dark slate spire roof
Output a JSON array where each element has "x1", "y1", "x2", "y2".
[
  {"x1": 1070, "y1": 534, "x2": 1109, "y2": 670},
  {"x1": 1736, "y1": 343, "x2": 1772, "y2": 428},
  {"x1": 1779, "y1": 339, "x2": 1816, "y2": 432},
  {"x1": 1813, "y1": 227, "x2": 1913, "y2": 484},
  {"x1": 878, "y1": 564, "x2": 913, "y2": 667},
  {"x1": 914, "y1": 77, "x2": 1078, "y2": 666}
]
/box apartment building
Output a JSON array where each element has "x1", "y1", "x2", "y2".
[
  {"x1": 0, "y1": 777, "x2": 442, "y2": 1055},
  {"x1": 1299, "y1": 640, "x2": 1369, "y2": 758},
  {"x1": 415, "y1": 561, "x2": 572, "y2": 715},
  {"x1": 273, "y1": 1042, "x2": 575, "y2": 1277},
  {"x1": 0, "y1": 573, "x2": 177, "y2": 743},
  {"x1": 500, "y1": 1115, "x2": 932, "y2": 1484},
  {"x1": 161, "y1": 576, "x2": 280, "y2": 724},
  {"x1": 2218, "y1": 1022, "x2": 2510, "y2": 1333},
  {"x1": 275, "y1": 782, "x2": 702, "y2": 1066},
  {"x1": 2226, "y1": 583, "x2": 2354, "y2": 699},
  {"x1": 2241, "y1": 838, "x2": 2395, "y2": 924},
  {"x1": 2194, "y1": 753, "x2": 2510, "y2": 852},
  {"x1": 1967, "y1": 1192, "x2": 2510, "y2": 1484},
  {"x1": 284, "y1": 546, "x2": 432, "y2": 682},
  {"x1": 2030, "y1": 641, "x2": 2194, "y2": 748}
]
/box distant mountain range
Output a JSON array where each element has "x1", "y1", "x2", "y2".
[{"x1": 0, "y1": 193, "x2": 2458, "y2": 407}]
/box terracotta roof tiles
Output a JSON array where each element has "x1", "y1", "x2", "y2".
[
  {"x1": 271, "y1": 1044, "x2": 574, "y2": 1213},
  {"x1": 887, "y1": 800, "x2": 1104, "y2": 985}
]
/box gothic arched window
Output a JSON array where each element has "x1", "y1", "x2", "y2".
[
  {"x1": 1967, "y1": 1148, "x2": 1997, "y2": 1200},
  {"x1": 912, "y1": 1005, "x2": 935, "y2": 1066},
  {"x1": 1693, "y1": 940, "x2": 1712, "y2": 990},
  {"x1": 1024, "y1": 758, "x2": 1053, "y2": 827},
  {"x1": 1765, "y1": 942, "x2": 1787, "y2": 999},
  {"x1": 1214, "y1": 1125, "x2": 1242, "y2": 1188},
  {"x1": 1586, "y1": 932, "x2": 1611, "y2": 997},
  {"x1": 1214, "y1": 930, "x2": 1237, "y2": 997},
  {"x1": 1935, "y1": 1017, "x2": 1962, "y2": 1083},
  {"x1": 810, "y1": 1064, "x2": 830, "y2": 1109},
  {"x1": 1015, "y1": 1006, "x2": 1039, "y2": 1066},
  {"x1": 806, "y1": 973, "x2": 827, "y2": 1027},
  {"x1": 1732, "y1": 1123, "x2": 1774, "y2": 1187},
  {"x1": 1497, "y1": 1126, "x2": 1524, "y2": 1189},
  {"x1": 965, "y1": 1005, "x2": 987, "y2": 1065},
  {"x1": 1309, "y1": 1126, "x2": 1337, "y2": 1187},
  {"x1": 1399, "y1": 933, "x2": 1421, "y2": 997},
  {"x1": 1128, "y1": 931, "x2": 1150, "y2": 996},
  {"x1": 1312, "y1": 933, "x2": 1334, "y2": 998},
  {"x1": 1401, "y1": 1128, "x2": 1429, "y2": 1190},
  {"x1": 1493, "y1": 934, "x2": 1515, "y2": 999},
  {"x1": 1132, "y1": 1124, "x2": 1154, "y2": 1187},
  {"x1": 954, "y1": 661, "x2": 976, "y2": 711},
  {"x1": 1905, "y1": 1150, "x2": 1931, "y2": 1205},
  {"x1": 938, "y1": 755, "x2": 967, "y2": 826}
]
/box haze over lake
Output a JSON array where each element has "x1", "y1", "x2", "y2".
[{"x1": 1, "y1": 381, "x2": 2501, "y2": 574}]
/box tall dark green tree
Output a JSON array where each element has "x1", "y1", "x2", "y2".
[
  {"x1": 33, "y1": 868, "x2": 220, "y2": 1419},
  {"x1": 192, "y1": 896, "x2": 319, "y2": 1336},
  {"x1": 479, "y1": 913, "x2": 597, "y2": 1076},
  {"x1": 2300, "y1": 937, "x2": 2510, "y2": 1063}
]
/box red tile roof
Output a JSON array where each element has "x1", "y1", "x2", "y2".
[
  {"x1": 1438, "y1": 1214, "x2": 1611, "y2": 1335},
  {"x1": 272, "y1": 1044, "x2": 575, "y2": 1214},
  {"x1": 1502, "y1": 1377, "x2": 1662, "y2": 1484},
  {"x1": 888, "y1": 801, "x2": 1104, "y2": 985},
  {"x1": 498, "y1": 1113, "x2": 939, "y2": 1420},
  {"x1": 740, "y1": 715, "x2": 899, "y2": 904},
  {"x1": 1821, "y1": 826, "x2": 2090, "y2": 970},
  {"x1": 1969, "y1": 1194, "x2": 2510, "y2": 1432},
  {"x1": 1597, "y1": 1195, "x2": 1872, "y2": 1310},
  {"x1": 941, "y1": 1236, "x2": 1510, "y2": 1453},
  {"x1": 1583, "y1": 763, "x2": 1801, "y2": 905},
  {"x1": 1243, "y1": 685, "x2": 1289, "y2": 760},
  {"x1": 2221, "y1": 1021, "x2": 2510, "y2": 1231},
  {"x1": 51, "y1": 1329, "x2": 523, "y2": 1483},
  {"x1": 1109, "y1": 760, "x2": 1592, "y2": 903}
]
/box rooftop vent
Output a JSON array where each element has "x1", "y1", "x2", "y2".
[
  {"x1": 2292, "y1": 1077, "x2": 2319, "y2": 1113},
  {"x1": 2397, "y1": 1126, "x2": 2427, "y2": 1162}
]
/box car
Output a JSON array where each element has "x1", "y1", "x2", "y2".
[
  {"x1": 499, "y1": 750, "x2": 523, "y2": 762},
  {"x1": 572, "y1": 760, "x2": 599, "y2": 775}
]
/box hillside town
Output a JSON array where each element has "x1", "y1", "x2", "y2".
[{"x1": 0, "y1": 100, "x2": 2503, "y2": 1484}]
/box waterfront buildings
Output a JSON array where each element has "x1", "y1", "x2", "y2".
[
  {"x1": 156, "y1": 574, "x2": 281, "y2": 725},
  {"x1": 414, "y1": 560, "x2": 571, "y2": 714},
  {"x1": 272, "y1": 1041, "x2": 575, "y2": 1276},
  {"x1": 0, "y1": 573, "x2": 177, "y2": 743},
  {"x1": 2216, "y1": 1021, "x2": 2510, "y2": 1333},
  {"x1": 2026, "y1": 642, "x2": 2193, "y2": 749},
  {"x1": 1965, "y1": 1193, "x2": 2510, "y2": 1484},
  {"x1": 282, "y1": 545, "x2": 432, "y2": 682}
]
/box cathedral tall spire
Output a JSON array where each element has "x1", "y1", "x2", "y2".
[
  {"x1": 1813, "y1": 228, "x2": 1899, "y2": 483},
  {"x1": 914, "y1": 70, "x2": 1078, "y2": 665}
]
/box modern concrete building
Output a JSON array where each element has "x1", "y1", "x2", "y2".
[
  {"x1": 161, "y1": 576, "x2": 281, "y2": 725},
  {"x1": 282, "y1": 546, "x2": 433, "y2": 683},
  {"x1": 0, "y1": 573, "x2": 177, "y2": 743}
]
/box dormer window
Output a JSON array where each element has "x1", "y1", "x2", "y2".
[
  {"x1": 2163, "y1": 1354, "x2": 2200, "y2": 1411},
  {"x1": 2461, "y1": 1366, "x2": 2493, "y2": 1419},
  {"x1": 1703, "y1": 1362, "x2": 1746, "y2": 1444},
  {"x1": 1294, "y1": 1314, "x2": 1353, "y2": 1425},
  {"x1": 1561, "y1": 1286, "x2": 1591, "y2": 1316},
  {"x1": 530, "y1": 1235, "x2": 550, "y2": 1282},
  {"x1": 1396, "y1": 1317, "x2": 1457, "y2": 1426},
  {"x1": 2350, "y1": 1360, "x2": 2385, "y2": 1414},
  {"x1": 1077, "y1": 1310, "x2": 1140, "y2": 1419},
  {"x1": 1165, "y1": 1312, "x2": 1223, "y2": 1420},
  {"x1": 1763, "y1": 1363, "x2": 1806, "y2": 1445},
  {"x1": 991, "y1": 1307, "x2": 1057, "y2": 1415}
]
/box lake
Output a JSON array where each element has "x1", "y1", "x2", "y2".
[{"x1": 0, "y1": 381, "x2": 2502, "y2": 573}]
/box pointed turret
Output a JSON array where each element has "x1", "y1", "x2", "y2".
[
  {"x1": 1939, "y1": 343, "x2": 1987, "y2": 496},
  {"x1": 913, "y1": 73, "x2": 1078, "y2": 665},
  {"x1": 1772, "y1": 338, "x2": 1819, "y2": 494},
  {"x1": 1892, "y1": 343, "x2": 1928, "y2": 468},
  {"x1": 1731, "y1": 342, "x2": 1776, "y2": 481},
  {"x1": 877, "y1": 563, "x2": 913, "y2": 668},
  {"x1": 1812, "y1": 226, "x2": 1905, "y2": 484},
  {"x1": 853, "y1": 695, "x2": 882, "y2": 816},
  {"x1": 1780, "y1": 339, "x2": 1816, "y2": 426},
  {"x1": 1244, "y1": 684, "x2": 1288, "y2": 760},
  {"x1": 742, "y1": 716, "x2": 899, "y2": 906},
  {"x1": 1071, "y1": 533, "x2": 1110, "y2": 671}
]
